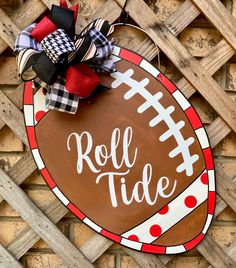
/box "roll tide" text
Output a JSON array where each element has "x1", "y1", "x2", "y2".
[{"x1": 67, "y1": 127, "x2": 177, "y2": 207}]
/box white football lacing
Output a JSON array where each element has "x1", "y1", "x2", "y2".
[{"x1": 111, "y1": 69, "x2": 199, "y2": 176}]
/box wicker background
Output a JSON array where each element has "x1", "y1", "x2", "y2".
[{"x1": 0, "y1": 0, "x2": 236, "y2": 267}]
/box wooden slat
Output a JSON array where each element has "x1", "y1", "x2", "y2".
[
  {"x1": 7, "y1": 199, "x2": 68, "y2": 259},
  {"x1": 0, "y1": 245, "x2": 23, "y2": 268},
  {"x1": 7, "y1": 200, "x2": 113, "y2": 263},
  {"x1": 138, "y1": 12, "x2": 235, "y2": 100},
  {"x1": 0, "y1": 83, "x2": 24, "y2": 131},
  {"x1": 208, "y1": 240, "x2": 236, "y2": 267},
  {"x1": 178, "y1": 39, "x2": 235, "y2": 99},
  {"x1": 215, "y1": 164, "x2": 236, "y2": 212},
  {"x1": 214, "y1": 195, "x2": 228, "y2": 218},
  {"x1": 226, "y1": 241, "x2": 236, "y2": 263},
  {"x1": 191, "y1": 0, "x2": 236, "y2": 51},
  {"x1": 0, "y1": 168, "x2": 94, "y2": 268},
  {"x1": 197, "y1": 235, "x2": 236, "y2": 268},
  {"x1": 3, "y1": 83, "x2": 24, "y2": 108},
  {"x1": 206, "y1": 117, "x2": 231, "y2": 148},
  {"x1": 40, "y1": 0, "x2": 59, "y2": 9},
  {"x1": 80, "y1": 234, "x2": 113, "y2": 263},
  {"x1": 165, "y1": 0, "x2": 200, "y2": 35},
  {"x1": 0, "y1": 152, "x2": 36, "y2": 204},
  {"x1": 7, "y1": 152, "x2": 36, "y2": 185},
  {"x1": 0, "y1": 8, "x2": 20, "y2": 49},
  {"x1": 0, "y1": 56, "x2": 20, "y2": 86},
  {"x1": 0, "y1": 90, "x2": 28, "y2": 146},
  {"x1": 116, "y1": 0, "x2": 236, "y2": 134},
  {"x1": 76, "y1": 0, "x2": 121, "y2": 34},
  {"x1": 123, "y1": 248, "x2": 166, "y2": 268},
  {"x1": 0, "y1": 0, "x2": 47, "y2": 53}
]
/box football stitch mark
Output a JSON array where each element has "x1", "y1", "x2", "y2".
[{"x1": 111, "y1": 69, "x2": 199, "y2": 176}]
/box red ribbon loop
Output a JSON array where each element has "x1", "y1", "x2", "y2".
[
  {"x1": 65, "y1": 64, "x2": 101, "y2": 98},
  {"x1": 31, "y1": 17, "x2": 57, "y2": 43}
]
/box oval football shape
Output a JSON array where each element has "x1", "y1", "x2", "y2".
[{"x1": 23, "y1": 46, "x2": 216, "y2": 254}]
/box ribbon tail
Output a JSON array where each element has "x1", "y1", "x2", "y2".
[
  {"x1": 60, "y1": 0, "x2": 68, "y2": 8},
  {"x1": 60, "y1": 0, "x2": 79, "y2": 22},
  {"x1": 87, "y1": 28, "x2": 116, "y2": 73},
  {"x1": 16, "y1": 49, "x2": 40, "y2": 81}
]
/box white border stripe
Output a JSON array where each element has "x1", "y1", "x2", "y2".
[
  {"x1": 140, "y1": 59, "x2": 160, "y2": 77},
  {"x1": 202, "y1": 214, "x2": 213, "y2": 234},
  {"x1": 110, "y1": 55, "x2": 121, "y2": 63},
  {"x1": 24, "y1": 105, "x2": 34, "y2": 126},
  {"x1": 166, "y1": 245, "x2": 186, "y2": 254},
  {"x1": 112, "y1": 46, "x2": 121, "y2": 56},
  {"x1": 121, "y1": 238, "x2": 142, "y2": 250},
  {"x1": 195, "y1": 128, "x2": 210, "y2": 149},
  {"x1": 52, "y1": 187, "x2": 69, "y2": 206},
  {"x1": 172, "y1": 90, "x2": 191, "y2": 110},
  {"x1": 83, "y1": 217, "x2": 102, "y2": 233},
  {"x1": 208, "y1": 170, "x2": 215, "y2": 191},
  {"x1": 32, "y1": 149, "x2": 45, "y2": 170}
]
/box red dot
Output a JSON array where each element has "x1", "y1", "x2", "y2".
[
  {"x1": 128, "y1": 235, "x2": 139, "y2": 242},
  {"x1": 149, "y1": 224, "x2": 162, "y2": 237},
  {"x1": 184, "y1": 195, "x2": 197, "y2": 208},
  {"x1": 158, "y1": 205, "x2": 169, "y2": 215},
  {"x1": 201, "y1": 173, "x2": 208, "y2": 185},
  {"x1": 35, "y1": 111, "x2": 46, "y2": 122}
]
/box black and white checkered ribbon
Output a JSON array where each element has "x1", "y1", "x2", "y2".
[{"x1": 45, "y1": 77, "x2": 79, "y2": 114}]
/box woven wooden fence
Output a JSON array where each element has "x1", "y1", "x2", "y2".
[{"x1": 0, "y1": 0, "x2": 235, "y2": 267}]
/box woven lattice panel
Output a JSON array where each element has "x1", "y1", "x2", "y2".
[{"x1": 0, "y1": 0, "x2": 235, "y2": 267}]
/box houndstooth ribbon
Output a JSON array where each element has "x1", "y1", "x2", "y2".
[
  {"x1": 41, "y1": 29, "x2": 76, "y2": 64},
  {"x1": 14, "y1": 1, "x2": 116, "y2": 115}
]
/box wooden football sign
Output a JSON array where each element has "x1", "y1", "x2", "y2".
[{"x1": 23, "y1": 46, "x2": 215, "y2": 254}]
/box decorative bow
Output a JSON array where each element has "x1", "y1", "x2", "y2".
[{"x1": 14, "y1": 0, "x2": 116, "y2": 114}]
